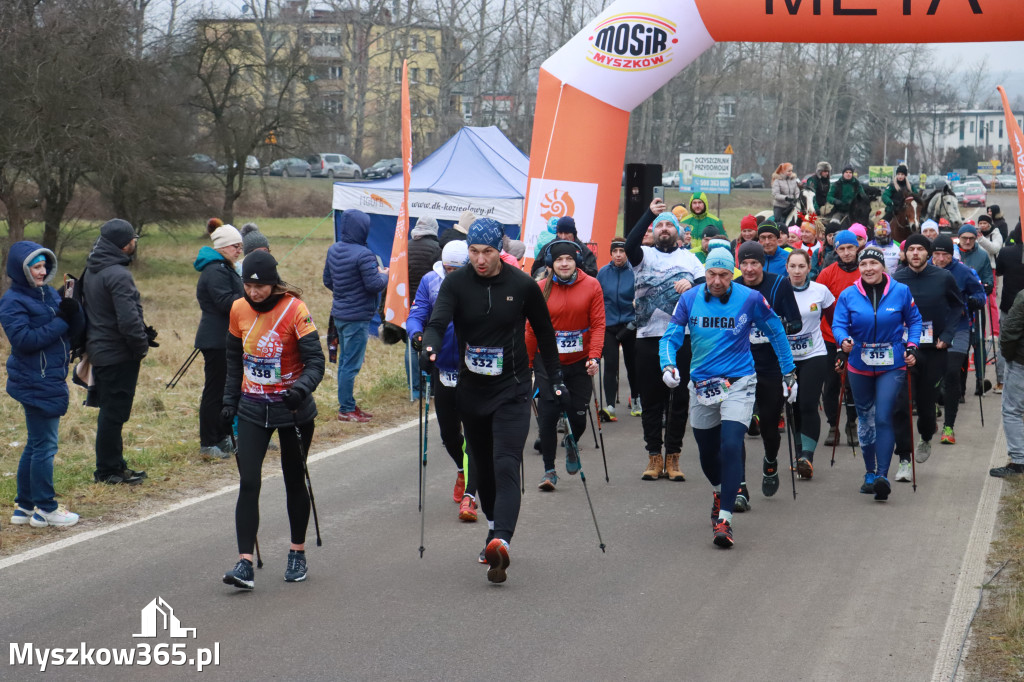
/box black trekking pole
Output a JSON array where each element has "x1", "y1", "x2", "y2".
[
  {"x1": 783, "y1": 402, "x2": 797, "y2": 500},
  {"x1": 977, "y1": 309, "x2": 986, "y2": 427},
  {"x1": 907, "y1": 369, "x2": 918, "y2": 492},
  {"x1": 586, "y1": 394, "x2": 600, "y2": 448},
  {"x1": 418, "y1": 383, "x2": 424, "y2": 512},
  {"x1": 830, "y1": 370, "x2": 846, "y2": 467},
  {"x1": 230, "y1": 432, "x2": 263, "y2": 568},
  {"x1": 165, "y1": 348, "x2": 200, "y2": 389},
  {"x1": 418, "y1": 373, "x2": 432, "y2": 557},
  {"x1": 589, "y1": 372, "x2": 610, "y2": 482},
  {"x1": 562, "y1": 411, "x2": 606, "y2": 553},
  {"x1": 292, "y1": 412, "x2": 322, "y2": 547}
]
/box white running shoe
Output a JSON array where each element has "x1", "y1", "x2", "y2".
[
  {"x1": 10, "y1": 505, "x2": 34, "y2": 525},
  {"x1": 915, "y1": 439, "x2": 931, "y2": 463},
  {"x1": 894, "y1": 461, "x2": 912, "y2": 482},
  {"x1": 29, "y1": 505, "x2": 80, "y2": 528}
]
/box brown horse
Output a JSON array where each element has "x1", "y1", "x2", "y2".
[{"x1": 889, "y1": 195, "x2": 922, "y2": 242}]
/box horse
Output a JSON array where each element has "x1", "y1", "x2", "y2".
[
  {"x1": 889, "y1": 195, "x2": 923, "y2": 242},
  {"x1": 827, "y1": 186, "x2": 880, "y2": 231},
  {"x1": 781, "y1": 187, "x2": 817, "y2": 228},
  {"x1": 922, "y1": 186, "x2": 963, "y2": 232}
]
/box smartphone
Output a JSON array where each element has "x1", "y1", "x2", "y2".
[
  {"x1": 653, "y1": 185, "x2": 665, "y2": 201},
  {"x1": 63, "y1": 275, "x2": 76, "y2": 299}
]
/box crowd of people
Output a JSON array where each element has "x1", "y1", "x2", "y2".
[{"x1": 2, "y1": 164, "x2": 1022, "y2": 587}]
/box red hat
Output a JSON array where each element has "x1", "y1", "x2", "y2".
[
  {"x1": 938, "y1": 217, "x2": 951, "y2": 227},
  {"x1": 740, "y1": 214, "x2": 758, "y2": 231}
]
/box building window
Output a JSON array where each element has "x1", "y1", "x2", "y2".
[
  {"x1": 409, "y1": 67, "x2": 419, "y2": 82},
  {"x1": 328, "y1": 65, "x2": 343, "y2": 80},
  {"x1": 999, "y1": 120, "x2": 1004, "y2": 138},
  {"x1": 323, "y1": 99, "x2": 342, "y2": 116},
  {"x1": 427, "y1": 35, "x2": 436, "y2": 50},
  {"x1": 960, "y1": 121, "x2": 965, "y2": 140},
  {"x1": 939, "y1": 120, "x2": 945, "y2": 135},
  {"x1": 426, "y1": 68, "x2": 435, "y2": 84},
  {"x1": 969, "y1": 121, "x2": 975, "y2": 133},
  {"x1": 425, "y1": 103, "x2": 434, "y2": 116},
  {"x1": 394, "y1": 67, "x2": 401, "y2": 83},
  {"x1": 411, "y1": 35, "x2": 419, "y2": 50}
]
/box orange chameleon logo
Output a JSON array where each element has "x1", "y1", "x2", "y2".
[
  {"x1": 366, "y1": 192, "x2": 394, "y2": 210},
  {"x1": 539, "y1": 189, "x2": 575, "y2": 222}
]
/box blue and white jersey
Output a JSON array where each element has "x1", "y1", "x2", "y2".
[{"x1": 659, "y1": 282, "x2": 795, "y2": 383}]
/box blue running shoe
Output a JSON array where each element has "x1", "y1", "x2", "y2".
[
  {"x1": 859, "y1": 472, "x2": 877, "y2": 494},
  {"x1": 223, "y1": 558, "x2": 254, "y2": 590},
  {"x1": 285, "y1": 550, "x2": 307, "y2": 582},
  {"x1": 873, "y1": 476, "x2": 891, "y2": 501},
  {"x1": 564, "y1": 437, "x2": 580, "y2": 475}
]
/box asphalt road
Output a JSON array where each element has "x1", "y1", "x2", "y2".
[{"x1": 0, "y1": 381, "x2": 1006, "y2": 681}]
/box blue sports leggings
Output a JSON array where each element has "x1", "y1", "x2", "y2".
[
  {"x1": 693, "y1": 421, "x2": 748, "y2": 514},
  {"x1": 846, "y1": 369, "x2": 906, "y2": 479}
]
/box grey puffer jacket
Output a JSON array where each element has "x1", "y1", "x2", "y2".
[
  {"x1": 772, "y1": 175, "x2": 801, "y2": 209},
  {"x1": 83, "y1": 236, "x2": 149, "y2": 367}
]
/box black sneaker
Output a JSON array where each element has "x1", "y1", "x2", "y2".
[
  {"x1": 479, "y1": 530, "x2": 494, "y2": 564},
  {"x1": 761, "y1": 458, "x2": 780, "y2": 497},
  {"x1": 974, "y1": 380, "x2": 993, "y2": 395},
  {"x1": 223, "y1": 558, "x2": 254, "y2": 590},
  {"x1": 747, "y1": 415, "x2": 760, "y2": 437},
  {"x1": 124, "y1": 467, "x2": 148, "y2": 480},
  {"x1": 734, "y1": 484, "x2": 751, "y2": 513},
  {"x1": 285, "y1": 550, "x2": 307, "y2": 582},
  {"x1": 94, "y1": 470, "x2": 144, "y2": 485},
  {"x1": 533, "y1": 437, "x2": 541, "y2": 453},
  {"x1": 873, "y1": 475, "x2": 891, "y2": 501},
  {"x1": 990, "y1": 462, "x2": 1024, "y2": 478}
]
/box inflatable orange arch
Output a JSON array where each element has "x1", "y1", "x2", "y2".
[{"x1": 523, "y1": 0, "x2": 1024, "y2": 264}]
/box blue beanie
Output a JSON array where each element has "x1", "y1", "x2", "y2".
[
  {"x1": 28, "y1": 254, "x2": 47, "y2": 267},
  {"x1": 652, "y1": 212, "x2": 681, "y2": 234},
  {"x1": 467, "y1": 218, "x2": 504, "y2": 250},
  {"x1": 704, "y1": 247, "x2": 735, "y2": 272},
  {"x1": 834, "y1": 230, "x2": 858, "y2": 248},
  {"x1": 958, "y1": 223, "x2": 978, "y2": 236}
]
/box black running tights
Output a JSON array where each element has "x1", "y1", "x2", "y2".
[{"x1": 431, "y1": 370, "x2": 476, "y2": 497}]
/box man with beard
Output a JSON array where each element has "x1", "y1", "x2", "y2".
[
  {"x1": 625, "y1": 198, "x2": 706, "y2": 481},
  {"x1": 881, "y1": 164, "x2": 919, "y2": 223},
  {"x1": 866, "y1": 220, "x2": 901, "y2": 275}
]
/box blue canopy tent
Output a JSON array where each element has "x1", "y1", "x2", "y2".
[{"x1": 331, "y1": 126, "x2": 529, "y2": 261}]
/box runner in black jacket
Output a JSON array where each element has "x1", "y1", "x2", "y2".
[{"x1": 421, "y1": 219, "x2": 562, "y2": 584}]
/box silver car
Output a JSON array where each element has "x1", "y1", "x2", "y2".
[{"x1": 306, "y1": 153, "x2": 361, "y2": 179}]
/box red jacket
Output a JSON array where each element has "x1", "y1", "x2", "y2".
[
  {"x1": 526, "y1": 270, "x2": 605, "y2": 366},
  {"x1": 815, "y1": 261, "x2": 860, "y2": 343}
]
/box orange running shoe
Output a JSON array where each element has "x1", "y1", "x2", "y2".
[
  {"x1": 458, "y1": 495, "x2": 478, "y2": 522},
  {"x1": 453, "y1": 471, "x2": 466, "y2": 502}
]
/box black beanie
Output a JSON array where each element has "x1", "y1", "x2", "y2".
[
  {"x1": 757, "y1": 221, "x2": 780, "y2": 238},
  {"x1": 556, "y1": 216, "x2": 577, "y2": 236},
  {"x1": 904, "y1": 233, "x2": 932, "y2": 255},
  {"x1": 896, "y1": 164, "x2": 909, "y2": 176},
  {"x1": 702, "y1": 225, "x2": 720, "y2": 239},
  {"x1": 977, "y1": 214, "x2": 992, "y2": 226},
  {"x1": 610, "y1": 238, "x2": 626, "y2": 254},
  {"x1": 737, "y1": 241, "x2": 765, "y2": 265},
  {"x1": 858, "y1": 246, "x2": 885, "y2": 265},
  {"x1": 931, "y1": 235, "x2": 955, "y2": 255},
  {"x1": 549, "y1": 240, "x2": 580, "y2": 262},
  {"x1": 825, "y1": 222, "x2": 843, "y2": 236},
  {"x1": 242, "y1": 250, "x2": 281, "y2": 284},
  {"x1": 842, "y1": 164, "x2": 855, "y2": 173}
]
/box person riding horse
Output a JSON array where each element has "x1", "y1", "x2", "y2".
[
  {"x1": 806, "y1": 161, "x2": 832, "y2": 212},
  {"x1": 881, "y1": 164, "x2": 920, "y2": 223},
  {"x1": 826, "y1": 164, "x2": 868, "y2": 223}
]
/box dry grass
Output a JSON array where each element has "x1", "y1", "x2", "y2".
[
  {"x1": 0, "y1": 215, "x2": 419, "y2": 555},
  {"x1": 966, "y1": 477, "x2": 1024, "y2": 680}
]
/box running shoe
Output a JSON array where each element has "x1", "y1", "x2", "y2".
[
  {"x1": 29, "y1": 505, "x2": 79, "y2": 528},
  {"x1": 941, "y1": 426, "x2": 956, "y2": 444},
  {"x1": 778, "y1": 415, "x2": 786, "y2": 433},
  {"x1": 994, "y1": 383, "x2": 1004, "y2": 394},
  {"x1": 533, "y1": 437, "x2": 541, "y2": 452},
  {"x1": 223, "y1": 558, "x2": 254, "y2": 590},
  {"x1": 538, "y1": 470, "x2": 558, "y2": 491},
  {"x1": 564, "y1": 438, "x2": 580, "y2": 475},
  {"x1": 484, "y1": 538, "x2": 510, "y2": 583},
  {"x1": 734, "y1": 485, "x2": 751, "y2": 513},
  {"x1": 10, "y1": 505, "x2": 34, "y2": 525},
  {"x1": 710, "y1": 491, "x2": 721, "y2": 527},
  {"x1": 894, "y1": 461, "x2": 912, "y2": 482},
  {"x1": 354, "y1": 406, "x2": 373, "y2": 419},
  {"x1": 915, "y1": 439, "x2": 932, "y2": 463},
  {"x1": 873, "y1": 475, "x2": 891, "y2": 501},
  {"x1": 629, "y1": 396, "x2": 642, "y2": 417},
  {"x1": 712, "y1": 519, "x2": 734, "y2": 548},
  {"x1": 453, "y1": 471, "x2": 466, "y2": 503},
  {"x1": 458, "y1": 495, "x2": 478, "y2": 521},
  {"x1": 599, "y1": 405, "x2": 617, "y2": 422},
  {"x1": 479, "y1": 531, "x2": 495, "y2": 564},
  {"x1": 824, "y1": 425, "x2": 837, "y2": 447},
  {"x1": 989, "y1": 462, "x2": 1024, "y2": 478},
  {"x1": 285, "y1": 550, "x2": 307, "y2": 582},
  {"x1": 761, "y1": 458, "x2": 779, "y2": 497},
  {"x1": 860, "y1": 472, "x2": 877, "y2": 494},
  {"x1": 747, "y1": 414, "x2": 761, "y2": 437},
  {"x1": 796, "y1": 456, "x2": 813, "y2": 480},
  {"x1": 337, "y1": 410, "x2": 370, "y2": 423}
]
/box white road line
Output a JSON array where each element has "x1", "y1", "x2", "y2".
[
  {"x1": 0, "y1": 417, "x2": 422, "y2": 572},
  {"x1": 930, "y1": 426, "x2": 1007, "y2": 682}
]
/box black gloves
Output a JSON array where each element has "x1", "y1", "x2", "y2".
[
  {"x1": 411, "y1": 331, "x2": 423, "y2": 352},
  {"x1": 835, "y1": 350, "x2": 848, "y2": 373},
  {"x1": 56, "y1": 297, "x2": 80, "y2": 320},
  {"x1": 282, "y1": 387, "x2": 306, "y2": 411},
  {"x1": 220, "y1": 405, "x2": 237, "y2": 431},
  {"x1": 905, "y1": 346, "x2": 920, "y2": 364},
  {"x1": 145, "y1": 325, "x2": 159, "y2": 347},
  {"x1": 419, "y1": 346, "x2": 436, "y2": 373},
  {"x1": 552, "y1": 377, "x2": 572, "y2": 411}
]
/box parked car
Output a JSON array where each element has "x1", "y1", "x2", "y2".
[
  {"x1": 363, "y1": 158, "x2": 402, "y2": 180},
  {"x1": 997, "y1": 174, "x2": 1018, "y2": 189},
  {"x1": 924, "y1": 175, "x2": 949, "y2": 190},
  {"x1": 217, "y1": 155, "x2": 262, "y2": 175},
  {"x1": 267, "y1": 157, "x2": 311, "y2": 177},
  {"x1": 186, "y1": 154, "x2": 219, "y2": 173},
  {"x1": 661, "y1": 171, "x2": 681, "y2": 187},
  {"x1": 307, "y1": 153, "x2": 361, "y2": 179},
  {"x1": 733, "y1": 172, "x2": 765, "y2": 189},
  {"x1": 952, "y1": 181, "x2": 987, "y2": 207}
]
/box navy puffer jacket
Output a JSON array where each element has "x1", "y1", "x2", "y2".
[
  {"x1": 322, "y1": 210, "x2": 388, "y2": 321},
  {"x1": 0, "y1": 241, "x2": 85, "y2": 417}
]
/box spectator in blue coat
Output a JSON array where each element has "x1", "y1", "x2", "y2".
[
  {"x1": 0, "y1": 242, "x2": 85, "y2": 528},
  {"x1": 597, "y1": 238, "x2": 638, "y2": 419},
  {"x1": 323, "y1": 209, "x2": 389, "y2": 422}
]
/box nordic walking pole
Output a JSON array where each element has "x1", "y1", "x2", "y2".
[
  {"x1": 230, "y1": 432, "x2": 263, "y2": 568},
  {"x1": 586, "y1": 394, "x2": 600, "y2": 447},
  {"x1": 417, "y1": 382, "x2": 424, "y2": 512},
  {"x1": 784, "y1": 402, "x2": 797, "y2": 500},
  {"x1": 831, "y1": 370, "x2": 846, "y2": 467},
  {"x1": 165, "y1": 348, "x2": 200, "y2": 389},
  {"x1": 907, "y1": 369, "x2": 917, "y2": 492},
  {"x1": 292, "y1": 412, "x2": 322, "y2": 547},
  {"x1": 419, "y1": 373, "x2": 431, "y2": 558},
  {"x1": 977, "y1": 308, "x2": 986, "y2": 427},
  {"x1": 562, "y1": 411, "x2": 606, "y2": 552},
  {"x1": 589, "y1": 372, "x2": 610, "y2": 482}
]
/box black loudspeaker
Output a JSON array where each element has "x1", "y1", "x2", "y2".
[{"x1": 624, "y1": 163, "x2": 663, "y2": 237}]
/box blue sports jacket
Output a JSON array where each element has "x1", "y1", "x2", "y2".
[
  {"x1": 406, "y1": 265, "x2": 460, "y2": 373},
  {"x1": 831, "y1": 275, "x2": 922, "y2": 374},
  {"x1": 937, "y1": 258, "x2": 987, "y2": 333},
  {"x1": 597, "y1": 261, "x2": 635, "y2": 327}
]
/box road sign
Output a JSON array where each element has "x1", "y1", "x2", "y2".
[
  {"x1": 724, "y1": 145, "x2": 734, "y2": 155},
  {"x1": 679, "y1": 153, "x2": 732, "y2": 195},
  {"x1": 869, "y1": 165, "x2": 893, "y2": 188},
  {"x1": 947, "y1": 172, "x2": 961, "y2": 183}
]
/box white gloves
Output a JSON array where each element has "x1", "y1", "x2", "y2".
[
  {"x1": 782, "y1": 372, "x2": 799, "y2": 404},
  {"x1": 662, "y1": 366, "x2": 681, "y2": 388}
]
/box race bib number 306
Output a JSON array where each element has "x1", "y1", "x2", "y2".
[{"x1": 465, "y1": 346, "x2": 503, "y2": 376}]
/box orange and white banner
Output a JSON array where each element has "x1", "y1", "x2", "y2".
[
  {"x1": 525, "y1": 0, "x2": 1024, "y2": 266},
  {"x1": 997, "y1": 86, "x2": 1024, "y2": 230},
  {"x1": 383, "y1": 60, "x2": 412, "y2": 331}
]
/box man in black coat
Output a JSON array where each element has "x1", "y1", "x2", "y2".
[{"x1": 82, "y1": 219, "x2": 153, "y2": 485}]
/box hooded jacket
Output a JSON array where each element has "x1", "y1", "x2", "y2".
[
  {"x1": 407, "y1": 221, "x2": 441, "y2": 297},
  {"x1": 194, "y1": 246, "x2": 244, "y2": 349},
  {"x1": 533, "y1": 218, "x2": 560, "y2": 258},
  {"x1": 597, "y1": 260, "x2": 635, "y2": 327},
  {"x1": 406, "y1": 263, "x2": 460, "y2": 373},
  {"x1": 831, "y1": 275, "x2": 922, "y2": 374},
  {"x1": 83, "y1": 235, "x2": 149, "y2": 366},
  {"x1": 893, "y1": 263, "x2": 964, "y2": 346},
  {"x1": 988, "y1": 205, "x2": 1009, "y2": 243},
  {"x1": 323, "y1": 210, "x2": 389, "y2": 321},
  {"x1": 681, "y1": 192, "x2": 723, "y2": 241},
  {"x1": 0, "y1": 241, "x2": 85, "y2": 417},
  {"x1": 958, "y1": 243, "x2": 993, "y2": 293}
]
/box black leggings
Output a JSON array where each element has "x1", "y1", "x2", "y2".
[
  {"x1": 535, "y1": 359, "x2": 593, "y2": 472},
  {"x1": 199, "y1": 348, "x2": 227, "y2": 447},
  {"x1": 944, "y1": 350, "x2": 967, "y2": 428},
  {"x1": 459, "y1": 385, "x2": 532, "y2": 543},
  {"x1": 635, "y1": 336, "x2": 690, "y2": 455},
  {"x1": 234, "y1": 418, "x2": 313, "y2": 555},
  {"x1": 823, "y1": 341, "x2": 857, "y2": 426},
  {"x1": 750, "y1": 371, "x2": 783, "y2": 465},
  {"x1": 432, "y1": 370, "x2": 476, "y2": 497},
  {"x1": 894, "y1": 345, "x2": 946, "y2": 447},
  {"x1": 603, "y1": 323, "x2": 638, "y2": 407},
  {"x1": 792, "y1": 355, "x2": 829, "y2": 460}
]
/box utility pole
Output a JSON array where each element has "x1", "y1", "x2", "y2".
[{"x1": 905, "y1": 76, "x2": 915, "y2": 169}]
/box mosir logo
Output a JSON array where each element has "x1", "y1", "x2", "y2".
[
  {"x1": 587, "y1": 13, "x2": 677, "y2": 71},
  {"x1": 539, "y1": 189, "x2": 575, "y2": 223}
]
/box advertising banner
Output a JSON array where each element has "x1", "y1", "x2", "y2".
[
  {"x1": 679, "y1": 153, "x2": 732, "y2": 195},
  {"x1": 869, "y1": 166, "x2": 893, "y2": 188}
]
